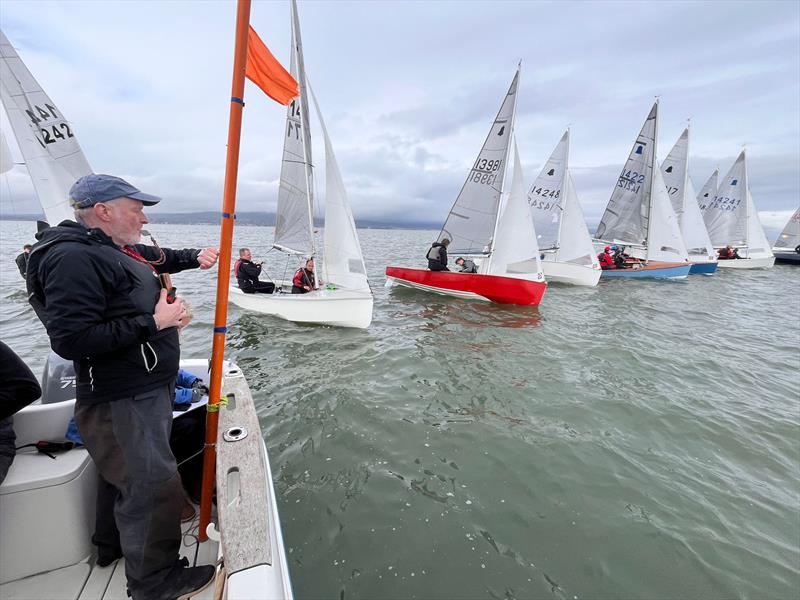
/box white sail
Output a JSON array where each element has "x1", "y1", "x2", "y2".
[
  {"x1": 440, "y1": 69, "x2": 519, "y2": 255},
  {"x1": 646, "y1": 166, "x2": 689, "y2": 262},
  {"x1": 0, "y1": 30, "x2": 91, "y2": 224},
  {"x1": 529, "y1": 130, "x2": 568, "y2": 251},
  {"x1": 660, "y1": 128, "x2": 689, "y2": 219},
  {"x1": 703, "y1": 152, "x2": 747, "y2": 247},
  {"x1": 558, "y1": 170, "x2": 599, "y2": 266},
  {"x1": 273, "y1": 1, "x2": 314, "y2": 256},
  {"x1": 696, "y1": 169, "x2": 718, "y2": 212},
  {"x1": 488, "y1": 141, "x2": 542, "y2": 279},
  {"x1": 682, "y1": 176, "x2": 716, "y2": 260},
  {"x1": 309, "y1": 87, "x2": 369, "y2": 292},
  {"x1": 595, "y1": 102, "x2": 657, "y2": 245},
  {"x1": 661, "y1": 128, "x2": 715, "y2": 261},
  {"x1": 0, "y1": 128, "x2": 13, "y2": 173},
  {"x1": 774, "y1": 208, "x2": 800, "y2": 249},
  {"x1": 745, "y1": 188, "x2": 772, "y2": 257}
]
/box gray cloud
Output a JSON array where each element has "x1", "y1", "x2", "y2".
[{"x1": 0, "y1": 0, "x2": 797, "y2": 236}]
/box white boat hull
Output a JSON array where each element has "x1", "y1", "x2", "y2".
[
  {"x1": 0, "y1": 358, "x2": 293, "y2": 599},
  {"x1": 716, "y1": 256, "x2": 775, "y2": 269},
  {"x1": 541, "y1": 261, "x2": 601, "y2": 286},
  {"x1": 229, "y1": 285, "x2": 373, "y2": 329}
]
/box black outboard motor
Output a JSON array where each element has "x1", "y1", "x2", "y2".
[{"x1": 40, "y1": 352, "x2": 76, "y2": 404}]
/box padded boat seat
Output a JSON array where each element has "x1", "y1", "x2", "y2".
[{"x1": 0, "y1": 448, "x2": 97, "y2": 584}]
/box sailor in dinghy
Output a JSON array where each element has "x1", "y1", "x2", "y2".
[{"x1": 385, "y1": 66, "x2": 547, "y2": 305}]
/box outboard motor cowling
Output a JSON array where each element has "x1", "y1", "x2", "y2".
[{"x1": 40, "y1": 351, "x2": 76, "y2": 404}]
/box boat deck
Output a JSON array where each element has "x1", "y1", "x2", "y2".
[{"x1": 0, "y1": 509, "x2": 218, "y2": 600}]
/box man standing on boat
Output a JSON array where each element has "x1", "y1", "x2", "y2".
[
  {"x1": 26, "y1": 174, "x2": 219, "y2": 600},
  {"x1": 427, "y1": 238, "x2": 450, "y2": 271},
  {"x1": 234, "y1": 247, "x2": 275, "y2": 293}
]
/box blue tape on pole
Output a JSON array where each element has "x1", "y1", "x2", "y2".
[
  {"x1": 214, "y1": 327, "x2": 227, "y2": 333},
  {"x1": 231, "y1": 96, "x2": 244, "y2": 105},
  {"x1": 222, "y1": 212, "x2": 231, "y2": 219}
]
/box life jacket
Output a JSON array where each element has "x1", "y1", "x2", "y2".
[
  {"x1": 598, "y1": 252, "x2": 615, "y2": 268},
  {"x1": 234, "y1": 258, "x2": 242, "y2": 279}
]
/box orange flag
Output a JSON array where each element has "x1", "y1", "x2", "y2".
[{"x1": 245, "y1": 26, "x2": 299, "y2": 105}]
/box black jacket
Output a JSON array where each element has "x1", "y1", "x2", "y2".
[
  {"x1": 235, "y1": 258, "x2": 262, "y2": 291},
  {"x1": 26, "y1": 221, "x2": 201, "y2": 405},
  {"x1": 426, "y1": 242, "x2": 448, "y2": 271},
  {"x1": 0, "y1": 340, "x2": 41, "y2": 420}
]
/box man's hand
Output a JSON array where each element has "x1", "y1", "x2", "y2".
[
  {"x1": 154, "y1": 289, "x2": 188, "y2": 331},
  {"x1": 197, "y1": 248, "x2": 219, "y2": 269}
]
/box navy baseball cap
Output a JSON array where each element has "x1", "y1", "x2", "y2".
[{"x1": 69, "y1": 174, "x2": 161, "y2": 208}]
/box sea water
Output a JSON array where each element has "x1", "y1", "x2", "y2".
[{"x1": 1, "y1": 220, "x2": 798, "y2": 599}]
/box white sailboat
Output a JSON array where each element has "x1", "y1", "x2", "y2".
[
  {"x1": 660, "y1": 126, "x2": 718, "y2": 274},
  {"x1": 702, "y1": 150, "x2": 775, "y2": 269},
  {"x1": 0, "y1": 15, "x2": 293, "y2": 599},
  {"x1": 229, "y1": 0, "x2": 373, "y2": 329},
  {"x1": 528, "y1": 130, "x2": 600, "y2": 286},
  {"x1": 385, "y1": 67, "x2": 547, "y2": 305},
  {"x1": 0, "y1": 29, "x2": 91, "y2": 225},
  {"x1": 594, "y1": 101, "x2": 691, "y2": 279},
  {"x1": 772, "y1": 208, "x2": 800, "y2": 264}
]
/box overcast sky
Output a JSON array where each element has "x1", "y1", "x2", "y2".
[{"x1": 1, "y1": 0, "x2": 798, "y2": 234}]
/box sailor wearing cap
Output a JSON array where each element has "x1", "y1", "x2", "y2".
[{"x1": 26, "y1": 174, "x2": 220, "y2": 600}]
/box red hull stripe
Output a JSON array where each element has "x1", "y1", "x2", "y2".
[{"x1": 385, "y1": 267, "x2": 547, "y2": 305}]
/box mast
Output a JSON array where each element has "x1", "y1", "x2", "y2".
[
  {"x1": 554, "y1": 128, "x2": 570, "y2": 261},
  {"x1": 742, "y1": 147, "x2": 749, "y2": 252},
  {"x1": 290, "y1": 0, "x2": 317, "y2": 286},
  {"x1": 486, "y1": 63, "x2": 521, "y2": 274},
  {"x1": 199, "y1": 0, "x2": 251, "y2": 541},
  {"x1": 644, "y1": 99, "x2": 659, "y2": 257},
  {"x1": 683, "y1": 120, "x2": 691, "y2": 220}
]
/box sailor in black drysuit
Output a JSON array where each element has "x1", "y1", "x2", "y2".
[
  {"x1": 26, "y1": 174, "x2": 218, "y2": 600},
  {"x1": 427, "y1": 238, "x2": 450, "y2": 271},
  {"x1": 0, "y1": 341, "x2": 41, "y2": 484},
  {"x1": 234, "y1": 248, "x2": 275, "y2": 293}
]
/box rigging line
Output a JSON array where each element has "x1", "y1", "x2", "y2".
[{"x1": 280, "y1": 253, "x2": 291, "y2": 292}]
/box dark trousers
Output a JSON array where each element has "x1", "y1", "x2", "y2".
[
  {"x1": 92, "y1": 407, "x2": 207, "y2": 560},
  {"x1": 75, "y1": 385, "x2": 183, "y2": 593},
  {"x1": 239, "y1": 280, "x2": 275, "y2": 294}
]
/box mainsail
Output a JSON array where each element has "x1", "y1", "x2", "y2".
[
  {"x1": 703, "y1": 152, "x2": 747, "y2": 246},
  {"x1": 529, "y1": 131, "x2": 568, "y2": 251},
  {"x1": 774, "y1": 208, "x2": 800, "y2": 249},
  {"x1": 273, "y1": 1, "x2": 314, "y2": 256},
  {"x1": 488, "y1": 141, "x2": 542, "y2": 278},
  {"x1": 595, "y1": 102, "x2": 657, "y2": 245},
  {"x1": 439, "y1": 69, "x2": 519, "y2": 255},
  {"x1": 529, "y1": 129, "x2": 596, "y2": 266},
  {"x1": 309, "y1": 87, "x2": 369, "y2": 292},
  {"x1": 660, "y1": 127, "x2": 715, "y2": 260},
  {"x1": 0, "y1": 30, "x2": 91, "y2": 224},
  {"x1": 696, "y1": 169, "x2": 718, "y2": 212},
  {"x1": 0, "y1": 129, "x2": 12, "y2": 173}
]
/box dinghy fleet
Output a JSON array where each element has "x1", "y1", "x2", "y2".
[
  {"x1": 1, "y1": 25, "x2": 794, "y2": 332},
  {"x1": 0, "y1": 2, "x2": 797, "y2": 598}
]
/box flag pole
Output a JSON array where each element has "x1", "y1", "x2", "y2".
[{"x1": 199, "y1": 0, "x2": 252, "y2": 542}]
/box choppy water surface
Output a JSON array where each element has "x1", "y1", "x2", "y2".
[{"x1": 1, "y1": 221, "x2": 798, "y2": 600}]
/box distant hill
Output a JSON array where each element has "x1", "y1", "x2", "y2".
[{"x1": 0, "y1": 211, "x2": 439, "y2": 230}]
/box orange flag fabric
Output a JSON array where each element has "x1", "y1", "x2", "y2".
[{"x1": 245, "y1": 26, "x2": 299, "y2": 105}]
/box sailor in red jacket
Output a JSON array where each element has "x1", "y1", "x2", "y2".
[
  {"x1": 292, "y1": 257, "x2": 317, "y2": 293},
  {"x1": 598, "y1": 246, "x2": 615, "y2": 269}
]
